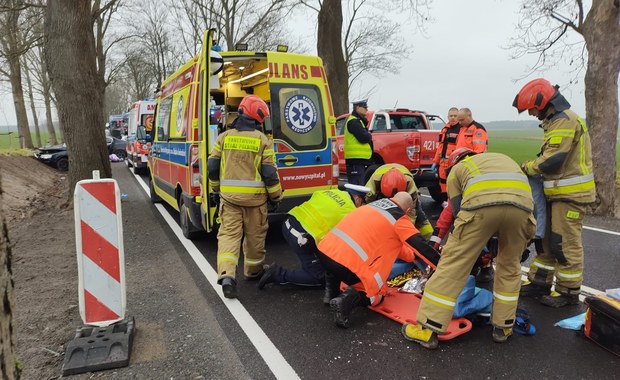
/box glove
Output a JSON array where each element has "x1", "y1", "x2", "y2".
[
  {"x1": 267, "y1": 198, "x2": 280, "y2": 212},
  {"x1": 209, "y1": 192, "x2": 220, "y2": 207},
  {"x1": 521, "y1": 248, "x2": 530, "y2": 263},
  {"x1": 521, "y1": 161, "x2": 536, "y2": 176},
  {"x1": 431, "y1": 163, "x2": 438, "y2": 173}
]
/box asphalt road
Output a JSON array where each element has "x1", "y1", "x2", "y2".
[{"x1": 114, "y1": 163, "x2": 619, "y2": 379}]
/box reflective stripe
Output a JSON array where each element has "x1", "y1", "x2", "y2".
[
  {"x1": 221, "y1": 179, "x2": 266, "y2": 188},
  {"x1": 423, "y1": 290, "x2": 456, "y2": 308},
  {"x1": 419, "y1": 223, "x2": 434, "y2": 237},
  {"x1": 331, "y1": 228, "x2": 368, "y2": 262},
  {"x1": 543, "y1": 180, "x2": 595, "y2": 196},
  {"x1": 267, "y1": 183, "x2": 282, "y2": 194},
  {"x1": 532, "y1": 259, "x2": 555, "y2": 271},
  {"x1": 223, "y1": 136, "x2": 261, "y2": 152},
  {"x1": 493, "y1": 291, "x2": 519, "y2": 303},
  {"x1": 429, "y1": 235, "x2": 442, "y2": 244},
  {"x1": 472, "y1": 139, "x2": 487, "y2": 145},
  {"x1": 463, "y1": 179, "x2": 531, "y2": 197},
  {"x1": 217, "y1": 253, "x2": 238, "y2": 266},
  {"x1": 369, "y1": 296, "x2": 376, "y2": 305},
  {"x1": 543, "y1": 173, "x2": 594, "y2": 188},
  {"x1": 373, "y1": 272, "x2": 384, "y2": 289},
  {"x1": 220, "y1": 186, "x2": 266, "y2": 194},
  {"x1": 556, "y1": 270, "x2": 583, "y2": 279},
  {"x1": 465, "y1": 172, "x2": 529, "y2": 190},
  {"x1": 285, "y1": 219, "x2": 308, "y2": 246},
  {"x1": 545, "y1": 129, "x2": 575, "y2": 138},
  {"x1": 245, "y1": 257, "x2": 265, "y2": 265},
  {"x1": 369, "y1": 204, "x2": 396, "y2": 225}
]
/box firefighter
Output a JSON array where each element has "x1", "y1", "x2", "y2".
[
  {"x1": 344, "y1": 99, "x2": 373, "y2": 185},
  {"x1": 402, "y1": 149, "x2": 535, "y2": 349},
  {"x1": 364, "y1": 164, "x2": 433, "y2": 240},
  {"x1": 257, "y1": 184, "x2": 369, "y2": 304},
  {"x1": 513, "y1": 78, "x2": 596, "y2": 307},
  {"x1": 317, "y1": 192, "x2": 441, "y2": 328},
  {"x1": 432, "y1": 107, "x2": 461, "y2": 200},
  {"x1": 455, "y1": 108, "x2": 488, "y2": 153},
  {"x1": 207, "y1": 95, "x2": 282, "y2": 299}
]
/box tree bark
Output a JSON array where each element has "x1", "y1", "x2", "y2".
[
  {"x1": 0, "y1": 173, "x2": 19, "y2": 379},
  {"x1": 582, "y1": 0, "x2": 620, "y2": 216},
  {"x1": 23, "y1": 59, "x2": 42, "y2": 147},
  {"x1": 317, "y1": 0, "x2": 350, "y2": 116},
  {"x1": 39, "y1": 46, "x2": 58, "y2": 145},
  {"x1": 45, "y1": 0, "x2": 111, "y2": 194}
]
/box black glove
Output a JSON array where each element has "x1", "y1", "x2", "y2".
[
  {"x1": 209, "y1": 192, "x2": 220, "y2": 207},
  {"x1": 267, "y1": 198, "x2": 280, "y2": 212},
  {"x1": 521, "y1": 248, "x2": 530, "y2": 263}
]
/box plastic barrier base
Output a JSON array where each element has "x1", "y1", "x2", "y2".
[
  {"x1": 62, "y1": 316, "x2": 135, "y2": 376},
  {"x1": 371, "y1": 290, "x2": 472, "y2": 341}
]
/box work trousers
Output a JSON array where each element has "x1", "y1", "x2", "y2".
[
  {"x1": 346, "y1": 163, "x2": 367, "y2": 185},
  {"x1": 528, "y1": 201, "x2": 586, "y2": 294},
  {"x1": 438, "y1": 159, "x2": 449, "y2": 194},
  {"x1": 216, "y1": 199, "x2": 268, "y2": 281},
  {"x1": 275, "y1": 217, "x2": 324, "y2": 287},
  {"x1": 417, "y1": 205, "x2": 535, "y2": 333},
  {"x1": 316, "y1": 251, "x2": 378, "y2": 306}
]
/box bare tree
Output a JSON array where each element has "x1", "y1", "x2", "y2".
[
  {"x1": 0, "y1": 0, "x2": 43, "y2": 149},
  {"x1": 45, "y1": 0, "x2": 111, "y2": 194},
  {"x1": 26, "y1": 43, "x2": 59, "y2": 145},
  {"x1": 123, "y1": 52, "x2": 155, "y2": 101},
  {"x1": 0, "y1": 174, "x2": 19, "y2": 380},
  {"x1": 22, "y1": 55, "x2": 42, "y2": 147},
  {"x1": 510, "y1": 0, "x2": 620, "y2": 216}
]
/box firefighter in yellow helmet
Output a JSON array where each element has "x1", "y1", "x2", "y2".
[
  {"x1": 402, "y1": 149, "x2": 535, "y2": 349},
  {"x1": 364, "y1": 163, "x2": 434, "y2": 240},
  {"x1": 513, "y1": 78, "x2": 596, "y2": 308},
  {"x1": 207, "y1": 95, "x2": 282, "y2": 299}
]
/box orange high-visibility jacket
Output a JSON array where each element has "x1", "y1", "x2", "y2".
[
  {"x1": 433, "y1": 122, "x2": 462, "y2": 190},
  {"x1": 317, "y1": 198, "x2": 440, "y2": 298},
  {"x1": 456, "y1": 121, "x2": 488, "y2": 153}
]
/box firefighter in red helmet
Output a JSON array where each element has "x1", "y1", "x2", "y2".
[
  {"x1": 207, "y1": 94, "x2": 282, "y2": 299},
  {"x1": 513, "y1": 78, "x2": 595, "y2": 308}
]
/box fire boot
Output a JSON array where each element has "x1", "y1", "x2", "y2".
[
  {"x1": 221, "y1": 277, "x2": 238, "y2": 299},
  {"x1": 329, "y1": 287, "x2": 368, "y2": 328},
  {"x1": 519, "y1": 280, "x2": 551, "y2": 298},
  {"x1": 258, "y1": 263, "x2": 279, "y2": 290},
  {"x1": 540, "y1": 291, "x2": 580, "y2": 308},
  {"x1": 492, "y1": 326, "x2": 513, "y2": 343},
  {"x1": 323, "y1": 273, "x2": 341, "y2": 305}
]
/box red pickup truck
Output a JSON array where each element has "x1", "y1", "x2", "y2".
[{"x1": 336, "y1": 108, "x2": 444, "y2": 202}]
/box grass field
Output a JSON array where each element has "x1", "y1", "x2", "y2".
[{"x1": 0, "y1": 131, "x2": 61, "y2": 150}]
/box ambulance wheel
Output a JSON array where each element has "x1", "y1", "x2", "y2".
[
  {"x1": 428, "y1": 185, "x2": 445, "y2": 203},
  {"x1": 114, "y1": 149, "x2": 127, "y2": 160},
  {"x1": 180, "y1": 201, "x2": 200, "y2": 240},
  {"x1": 149, "y1": 178, "x2": 161, "y2": 203}
]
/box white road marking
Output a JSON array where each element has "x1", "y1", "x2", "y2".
[
  {"x1": 133, "y1": 173, "x2": 300, "y2": 380},
  {"x1": 420, "y1": 193, "x2": 620, "y2": 236}
]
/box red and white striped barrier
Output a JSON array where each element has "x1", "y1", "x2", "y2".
[{"x1": 74, "y1": 175, "x2": 126, "y2": 326}]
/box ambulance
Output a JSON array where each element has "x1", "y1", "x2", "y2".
[
  {"x1": 126, "y1": 99, "x2": 156, "y2": 174},
  {"x1": 148, "y1": 30, "x2": 339, "y2": 238}
]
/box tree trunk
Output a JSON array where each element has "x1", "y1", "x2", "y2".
[
  {"x1": 24, "y1": 59, "x2": 42, "y2": 147},
  {"x1": 317, "y1": 0, "x2": 350, "y2": 116},
  {"x1": 40, "y1": 47, "x2": 58, "y2": 145},
  {"x1": 45, "y1": 0, "x2": 111, "y2": 195},
  {"x1": 0, "y1": 174, "x2": 19, "y2": 379},
  {"x1": 582, "y1": 0, "x2": 620, "y2": 216}
]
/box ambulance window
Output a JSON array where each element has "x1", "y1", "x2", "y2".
[
  {"x1": 157, "y1": 97, "x2": 172, "y2": 141},
  {"x1": 270, "y1": 84, "x2": 326, "y2": 150},
  {"x1": 335, "y1": 117, "x2": 346, "y2": 136}
]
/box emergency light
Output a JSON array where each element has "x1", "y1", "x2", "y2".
[
  {"x1": 235, "y1": 42, "x2": 248, "y2": 51},
  {"x1": 277, "y1": 44, "x2": 288, "y2": 53}
]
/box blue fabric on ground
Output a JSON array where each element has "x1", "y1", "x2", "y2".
[
  {"x1": 554, "y1": 312, "x2": 586, "y2": 330},
  {"x1": 453, "y1": 275, "x2": 493, "y2": 317}
]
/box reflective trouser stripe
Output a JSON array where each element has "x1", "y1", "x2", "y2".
[
  {"x1": 217, "y1": 253, "x2": 238, "y2": 266},
  {"x1": 493, "y1": 291, "x2": 519, "y2": 305},
  {"x1": 422, "y1": 290, "x2": 456, "y2": 310},
  {"x1": 556, "y1": 270, "x2": 583, "y2": 280},
  {"x1": 245, "y1": 257, "x2": 264, "y2": 266},
  {"x1": 543, "y1": 173, "x2": 594, "y2": 188},
  {"x1": 331, "y1": 228, "x2": 369, "y2": 262},
  {"x1": 532, "y1": 259, "x2": 555, "y2": 271}
]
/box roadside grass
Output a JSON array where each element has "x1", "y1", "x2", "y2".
[
  {"x1": 0, "y1": 131, "x2": 60, "y2": 150},
  {"x1": 0, "y1": 149, "x2": 33, "y2": 156}
]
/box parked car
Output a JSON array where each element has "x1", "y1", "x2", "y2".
[
  {"x1": 34, "y1": 144, "x2": 69, "y2": 171},
  {"x1": 107, "y1": 136, "x2": 128, "y2": 160}
]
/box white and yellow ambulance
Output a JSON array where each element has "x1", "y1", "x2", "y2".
[{"x1": 149, "y1": 30, "x2": 339, "y2": 238}]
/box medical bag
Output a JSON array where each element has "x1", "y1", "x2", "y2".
[{"x1": 583, "y1": 295, "x2": 620, "y2": 356}]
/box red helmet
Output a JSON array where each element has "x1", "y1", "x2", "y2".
[
  {"x1": 512, "y1": 78, "x2": 557, "y2": 113},
  {"x1": 239, "y1": 95, "x2": 270, "y2": 123},
  {"x1": 381, "y1": 168, "x2": 407, "y2": 197},
  {"x1": 447, "y1": 147, "x2": 475, "y2": 169}
]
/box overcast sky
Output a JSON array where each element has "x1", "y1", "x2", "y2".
[{"x1": 1, "y1": 0, "x2": 616, "y2": 126}]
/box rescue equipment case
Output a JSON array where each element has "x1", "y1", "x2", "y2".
[{"x1": 584, "y1": 295, "x2": 620, "y2": 357}]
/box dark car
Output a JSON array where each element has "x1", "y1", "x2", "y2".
[
  {"x1": 34, "y1": 144, "x2": 69, "y2": 171},
  {"x1": 107, "y1": 136, "x2": 128, "y2": 160}
]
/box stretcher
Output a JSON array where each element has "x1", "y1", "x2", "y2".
[{"x1": 370, "y1": 289, "x2": 472, "y2": 341}]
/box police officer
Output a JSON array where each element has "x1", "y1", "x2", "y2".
[
  {"x1": 402, "y1": 149, "x2": 535, "y2": 348},
  {"x1": 207, "y1": 95, "x2": 282, "y2": 299},
  {"x1": 344, "y1": 99, "x2": 373, "y2": 185},
  {"x1": 513, "y1": 78, "x2": 596, "y2": 308},
  {"x1": 317, "y1": 192, "x2": 441, "y2": 328},
  {"x1": 432, "y1": 107, "x2": 461, "y2": 200},
  {"x1": 257, "y1": 184, "x2": 369, "y2": 304},
  {"x1": 365, "y1": 163, "x2": 434, "y2": 239}
]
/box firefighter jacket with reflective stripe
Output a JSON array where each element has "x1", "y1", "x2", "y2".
[
  {"x1": 364, "y1": 163, "x2": 433, "y2": 237},
  {"x1": 526, "y1": 109, "x2": 595, "y2": 203},
  {"x1": 344, "y1": 114, "x2": 372, "y2": 160},
  {"x1": 433, "y1": 122, "x2": 462, "y2": 164},
  {"x1": 288, "y1": 189, "x2": 356, "y2": 243},
  {"x1": 317, "y1": 198, "x2": 440, "y2": 298},
  {"x1": 207, "y1": 127, "x2": 282, "y2": 207},
  {"x1": 447, "y1": 152, "x2": 533, "y2": 214},
  {"x1": 456, "y1": 121, "x2": 488, "y2": 153}
]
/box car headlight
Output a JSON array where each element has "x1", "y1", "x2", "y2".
[{"x1": 39, "y1": 154, "x2": 53, "y2": 159}]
